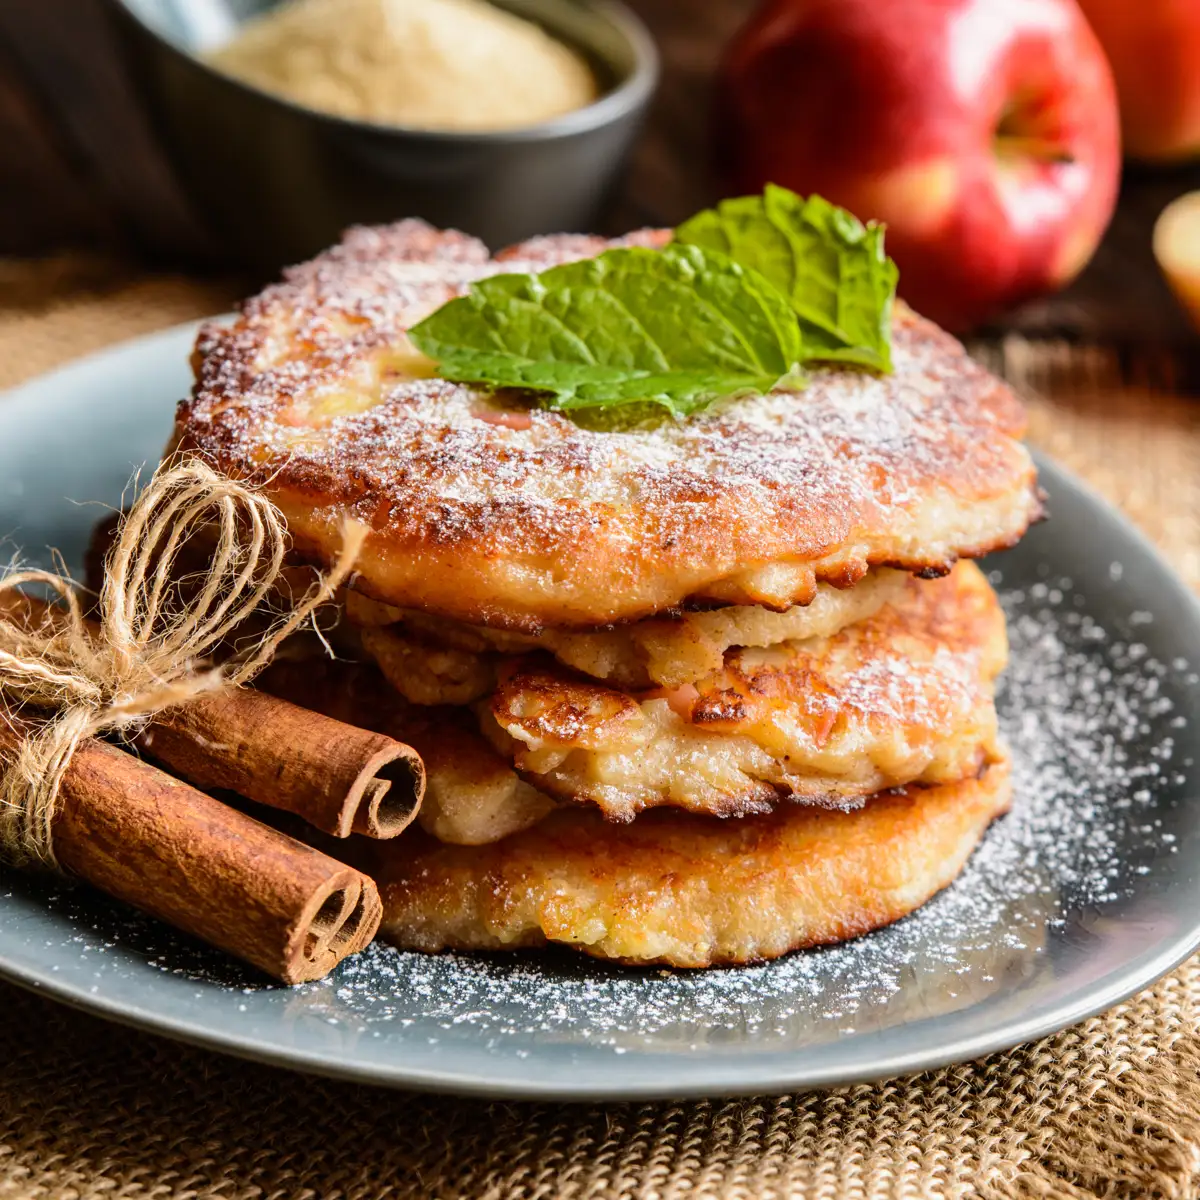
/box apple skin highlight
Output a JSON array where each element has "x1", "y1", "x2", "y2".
[{"x1": 715, "y1": 0, "x2": 1122, "y2": 331}]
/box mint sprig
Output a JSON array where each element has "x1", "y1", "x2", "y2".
[
  {"x1": 408, "y1": 188, "x2": 898, "y2": 416},
  {"x1": 410, "y1": 243, "x2": 803, "y2": 417},
  {"x1": 676, "y1": 186, "x2": 897, "y2": 372}
]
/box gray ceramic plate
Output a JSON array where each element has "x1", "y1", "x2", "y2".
[{"x1": 1, "y1": 323, "x2": 1199, "y2": 1102}]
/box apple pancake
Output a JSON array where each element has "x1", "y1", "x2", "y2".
[
  {"x1": 373, "y1": 757, "x2": 1012, "y2": 967},
  {"x1": 484, "y1": 563, "x2": 1007, "y2": 821},
  {"x1": 176, "y1": 220, "x2": 1041, "y2": 632},
  {"x1": 347, "y1": 566, "x2": 910, "y2": 697}
]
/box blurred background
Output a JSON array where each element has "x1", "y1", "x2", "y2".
[{"x1": 3, "y1": 0, "x2": 1200, "y2": 358}]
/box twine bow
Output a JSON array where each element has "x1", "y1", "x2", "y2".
[{"x1": 0, "y1": 459, "x2": 365, "y2": 870}]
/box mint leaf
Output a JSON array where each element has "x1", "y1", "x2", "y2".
[
  {"x1": 675, "y1": 185, "x2": 898, "y2": 372},
  {"x1": 409, "y1": 243, "x2": 803, "y2": 415},
  {"x1": 410, "y1": 189, "x2": 896, "y2": 418}
]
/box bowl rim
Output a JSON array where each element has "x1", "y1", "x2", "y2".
[{"x1": 107, "y1": 0, "x2": 660, "y2": 144}]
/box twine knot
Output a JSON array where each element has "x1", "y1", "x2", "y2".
[{"x1": 0, "y1": 459, "x2": 365, "y2": 869}]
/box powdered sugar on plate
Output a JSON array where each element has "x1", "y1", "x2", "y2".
[{"x1": 9, "y1": 567, "x2": 1194, "y2": 1056}]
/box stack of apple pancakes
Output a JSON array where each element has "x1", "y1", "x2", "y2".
[{"x1": 175, "y1": 220, "x2": 1042, "y2": 968}]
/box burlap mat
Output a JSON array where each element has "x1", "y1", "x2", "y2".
[{"x1": 2, "y1": 263, "x2": 1200, "y2": 1200}]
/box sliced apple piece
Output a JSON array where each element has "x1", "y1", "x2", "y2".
[{"x1": 1153, "y1": 192, "x2": 1200, "y2": 331}]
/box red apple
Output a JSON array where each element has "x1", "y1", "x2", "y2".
[
  {"x1": 1076, "y1": 0, "x2": 1200, "y2": 162},
  {"x1": 715, "y1": 0, "x2": 1121, "y2": 331}
]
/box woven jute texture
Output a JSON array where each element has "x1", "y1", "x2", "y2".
[{"x1": 2, "y1": 264, "x2": 1200, "y2": 1200}]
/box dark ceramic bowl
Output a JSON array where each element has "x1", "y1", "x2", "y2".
[{"x1": 108, "y1": 0, "x2": 658, "y2": 267}]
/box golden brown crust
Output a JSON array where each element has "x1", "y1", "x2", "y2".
[
  {"x1": 374, "y1": 758, "x2": 1012, "y2": 967},
  {"x1": 486, "y1": 563, "x2": 1008, "y2": 820},
  {"x1": 177, "y1": 220, "x2": 1042, "y2": 631}
]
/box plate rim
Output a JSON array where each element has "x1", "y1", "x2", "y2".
[{"x1": 1, "y1": 322, "x2": 1199, "y2": 1102}]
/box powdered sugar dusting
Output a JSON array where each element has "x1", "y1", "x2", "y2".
[
  {"x1": 176, "y1": 220, "x2": 1040, "y2": 631},
  {"x1": 9, "y1": 570, "x2": 1195, "y2": 1057},
  {"x1": 315, "y1": 574, "x2": 1191, "y2": 1044}
]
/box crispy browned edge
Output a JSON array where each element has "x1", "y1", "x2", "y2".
[{"x1": 175, "y1": 222, "x2": 1044, "y2": 631}]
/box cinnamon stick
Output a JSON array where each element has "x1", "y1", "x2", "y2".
[
  {"x1": 139, "y1": 690, "x2": 425, "y2": 838},
  {"x1": 0, "y1": 592, "x2": 425, "y2": 840},
  {"x1": 0, "y1": 720, "x2": 382, "y2": 984}
]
